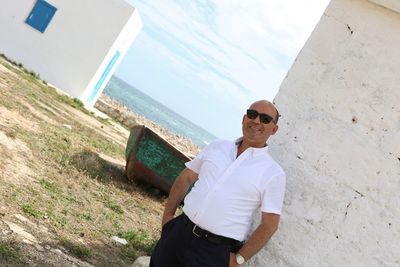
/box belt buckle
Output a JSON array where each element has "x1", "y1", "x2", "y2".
[{"x1": 192, "y1": 225, "x2": 201, "y2": 238}]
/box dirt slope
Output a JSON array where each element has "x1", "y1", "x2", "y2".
[{"x1": 0, "y1": 55, "x2": 182, "y2": 266}]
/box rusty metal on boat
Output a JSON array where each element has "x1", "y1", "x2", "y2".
[{"x1": 125, "y1": 125, "x2": 191, "y2": 194}]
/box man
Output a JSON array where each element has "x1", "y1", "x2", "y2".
[{"x1": 150, "y1": 100, "x2": 286, "y2": 267}]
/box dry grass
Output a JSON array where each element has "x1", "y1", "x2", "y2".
[{"x1": 0, "y1": 55, "x2": 166, "y2": 266}]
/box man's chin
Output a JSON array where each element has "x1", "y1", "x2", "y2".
[
  {"x1": 243, "y1": 136, "x2": 266, "y2": 146},
  {"x1": 245, "y1": 131, "x2": 263, "y2": 140}
]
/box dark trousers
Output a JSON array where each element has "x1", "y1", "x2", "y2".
[{"x1": 150, "y1": 214, "x2": 233, "y2": 267}]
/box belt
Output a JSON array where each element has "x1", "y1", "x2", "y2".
[{"x1": 182, "y1": 213, "x2": 243, "y2": 248}]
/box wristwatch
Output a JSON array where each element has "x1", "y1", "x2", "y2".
[{"x1": 235, "y1": 253, "x2": 245, "y2": 265}]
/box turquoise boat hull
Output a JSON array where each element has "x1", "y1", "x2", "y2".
[{"x1": 125, "y1": 125, "x2": 191, "y2": 194}]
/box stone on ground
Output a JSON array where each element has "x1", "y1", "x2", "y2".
[{"x1": 132, "y1": 256, "x2": 150, "y2": 267}]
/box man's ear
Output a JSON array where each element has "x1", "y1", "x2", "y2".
[
  {"x1": 242, "y1": 115, "x2": 246, "y2": 124},
  {"x1": 272, "y1": 124, "x2": 279, "y2": 135}
]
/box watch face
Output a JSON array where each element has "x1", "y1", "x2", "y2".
[{"x1": 236, "y1": 254, "x2": 245, "y2": 264}]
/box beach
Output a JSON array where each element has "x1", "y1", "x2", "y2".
[{"x1": 95, "y1": 94, "x2": 201, "y2": 158}]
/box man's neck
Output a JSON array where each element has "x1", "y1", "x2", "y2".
[
  {"x1": 237, "y1": 139, "x2": 267, "y2": 158},
  {"x1": 237, "y1": 142, "x2": 246, "y2": 158}
]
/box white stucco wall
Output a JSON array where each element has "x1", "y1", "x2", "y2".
[
  {"x1": 248, "y1": 0, "x2": 400, "y2": 266},
  {"x1": 0, "y1": 0, "x2": 141, "y2": 105},
  {"x1": 369, "y1": 0, "x2": 400, "y2": 13},
  {"x1": 81, "y1": 8, "x2": 142, "y2": 106}
]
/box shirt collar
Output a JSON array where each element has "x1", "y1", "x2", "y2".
[{"x1": 234, "y1": 137, "x2": 269, "y2": 157}]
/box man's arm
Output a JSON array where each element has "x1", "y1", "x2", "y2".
[
  {"x1": 229, "y1": 212, "x2": 280, "y2": 266},
  {"x1": 161, "y1": 168, "x2": 198, "y2": 227}
]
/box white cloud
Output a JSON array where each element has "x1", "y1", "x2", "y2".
[
  {"x1": 129, "y1": 0, "x2": 329, "y2": 99},
  {"x1": 123, "y1": 0, "x2": 330, "y2": 136}
]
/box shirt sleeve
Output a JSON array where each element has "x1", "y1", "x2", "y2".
[
  {"x1": 184, "y1": 140, "x2": 221, "y2": 174},
  {"x1": 260, "y1": 171, "x2": 286, "y2": 215},
  {"x1": 185, "y1": 151, "x2": 204, "y2": 174},
  {"x1": 184, "y1": 142, "x2": 212, "y2": 173}
]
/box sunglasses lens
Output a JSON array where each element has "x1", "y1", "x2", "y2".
[
  {"x1": 246, "y1": 109, "x2": 274, "y2": 124},
  {"x1": 246, "y1": 109, "x2": 258, "y2": 119},
  {"x1": 259, "y1": 114, "x2": 273, "y2": 124}
]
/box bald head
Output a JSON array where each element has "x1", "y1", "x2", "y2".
[{"x1": 249, "y1": 100, "x2": 280, "y2": 124}]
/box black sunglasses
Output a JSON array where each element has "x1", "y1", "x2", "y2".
[{"x1": 246, "y1": 109, "x2": 275, "y2": 124}]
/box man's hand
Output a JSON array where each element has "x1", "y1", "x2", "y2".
[
  {"x1": 161, "y1": 214, "x2": 174, "y2": 228},
  {"x1": 229, "y1": 253, "x2": 238, "y2": 267},
  {"x1": 231, "y1": 212, "x2": 280, "y2": 264}
]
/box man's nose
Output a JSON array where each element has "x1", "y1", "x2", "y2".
[{"x1": 252, "y1": 115, "x2": 261, "y2": 123}]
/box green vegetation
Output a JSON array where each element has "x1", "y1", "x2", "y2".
[
  {"x1": 59, "y1": 238, "x2": 92, "y2": 260},
  {"x1": 21, "y1": 203, "x2": 43, "y2": 218},
  {"x1": 0, "y1": 55, "x2": 165, "y2": 265},
  {"x1": 104, "y1": 198, "x2": 124, "y2": 214},
  {"x1": 0, "y1": 53, "x2": 40, "y2": 80},
  {"x1": 0, "y1": 241, "x2": 18, "y2": 261},
  {"x1": 118, "y1": 229, "x2": 157, "y2": 260},
  {"x1": 40, "y1": 179, "x2": 63, "y2": 195}
]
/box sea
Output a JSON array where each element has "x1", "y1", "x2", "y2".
[{"x1": 103, "y1": 76, "x2": 217, "y2": 148}]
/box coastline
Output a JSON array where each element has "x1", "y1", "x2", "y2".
[{"x1": 95, "y1": 94, "x2": 201, "y2": 157}]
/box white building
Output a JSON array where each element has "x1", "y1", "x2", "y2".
[
  {"x1": 0, "y1": 0, "x2": 142, "y2": 106},
  {"x1": 248, "y1": 0, "x2": 400, "y2": 266}
]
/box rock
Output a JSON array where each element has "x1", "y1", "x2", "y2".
[
  {"x1": 3, "y1": 220, "x2": 38, "y2": 244},
  {"x1": 2, "y1": 229, "x2": 12, "y2": 235},
  {"x1": 111, "y1": 235, "x2": 128, "y2": 245},
  {"x1": 34, "y1": 244, "x2": 45, "y2": 252},
  {"x1": 14, "y1": 214, "x2": 30, "y2": 223},
  {"x1": 62, "y1": 124, "x2": 72, "y2": 130},
  {"x1": 51, "y1": 248, "x2": 63, "y2": 254},
  {"x1": 0, "y1": 206, "x2": 6, "y2": 216},
  {"x1": 132, "y1": 256, "x2": 150, "y2": 267},
  {"x1": 22, "y1": 238, "x2": 35, "y2": 245},
  {"x1": 51, "y1": 248, "x2": 93, "y2": 267}
]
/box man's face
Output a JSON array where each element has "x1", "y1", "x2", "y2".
[{"x1": 242, "y1": 101, "x2": 278, "y2": 148}]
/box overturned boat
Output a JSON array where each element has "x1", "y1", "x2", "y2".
[{"x1": 125, "y1": 125, "x2": 191, "y2": 194}]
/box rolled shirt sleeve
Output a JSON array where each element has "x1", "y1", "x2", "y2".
[
  {"x1": 261, "y1": 172, "x2": 286, "y2": 215},
  {"x1": 184, "y1": 141, "x2": 219, "y2": 174},
  {"x1": 185, "y1": 152, "x2": 204, "y2": 174}
]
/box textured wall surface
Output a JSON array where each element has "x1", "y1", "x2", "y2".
[
  {"x1": 369, "y1": 0, "x2": 400, "y2": 13},
  {"x1": 248, "y1": 0, "x2": 400, "y2": 266}
]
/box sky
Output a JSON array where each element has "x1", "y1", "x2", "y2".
[{"x1": 116, "y1": 0, "x2": 331, "y2": 140}]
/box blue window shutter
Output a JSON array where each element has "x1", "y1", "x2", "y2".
[{"x1": 25, "y1": 0, "x2": 57, "y2": 33}]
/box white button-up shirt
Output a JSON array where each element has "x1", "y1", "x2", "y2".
[{"x1": 182, "y1": 139, "x2": 286, "y2": 241}]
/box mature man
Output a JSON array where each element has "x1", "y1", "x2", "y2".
[{"x1": 150, "y1": 100, "x2": 286, "y2": 267}]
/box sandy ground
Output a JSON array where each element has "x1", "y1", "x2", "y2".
[{"x1": 0, "y1": 56, "x2": 200, "y2": 266}]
